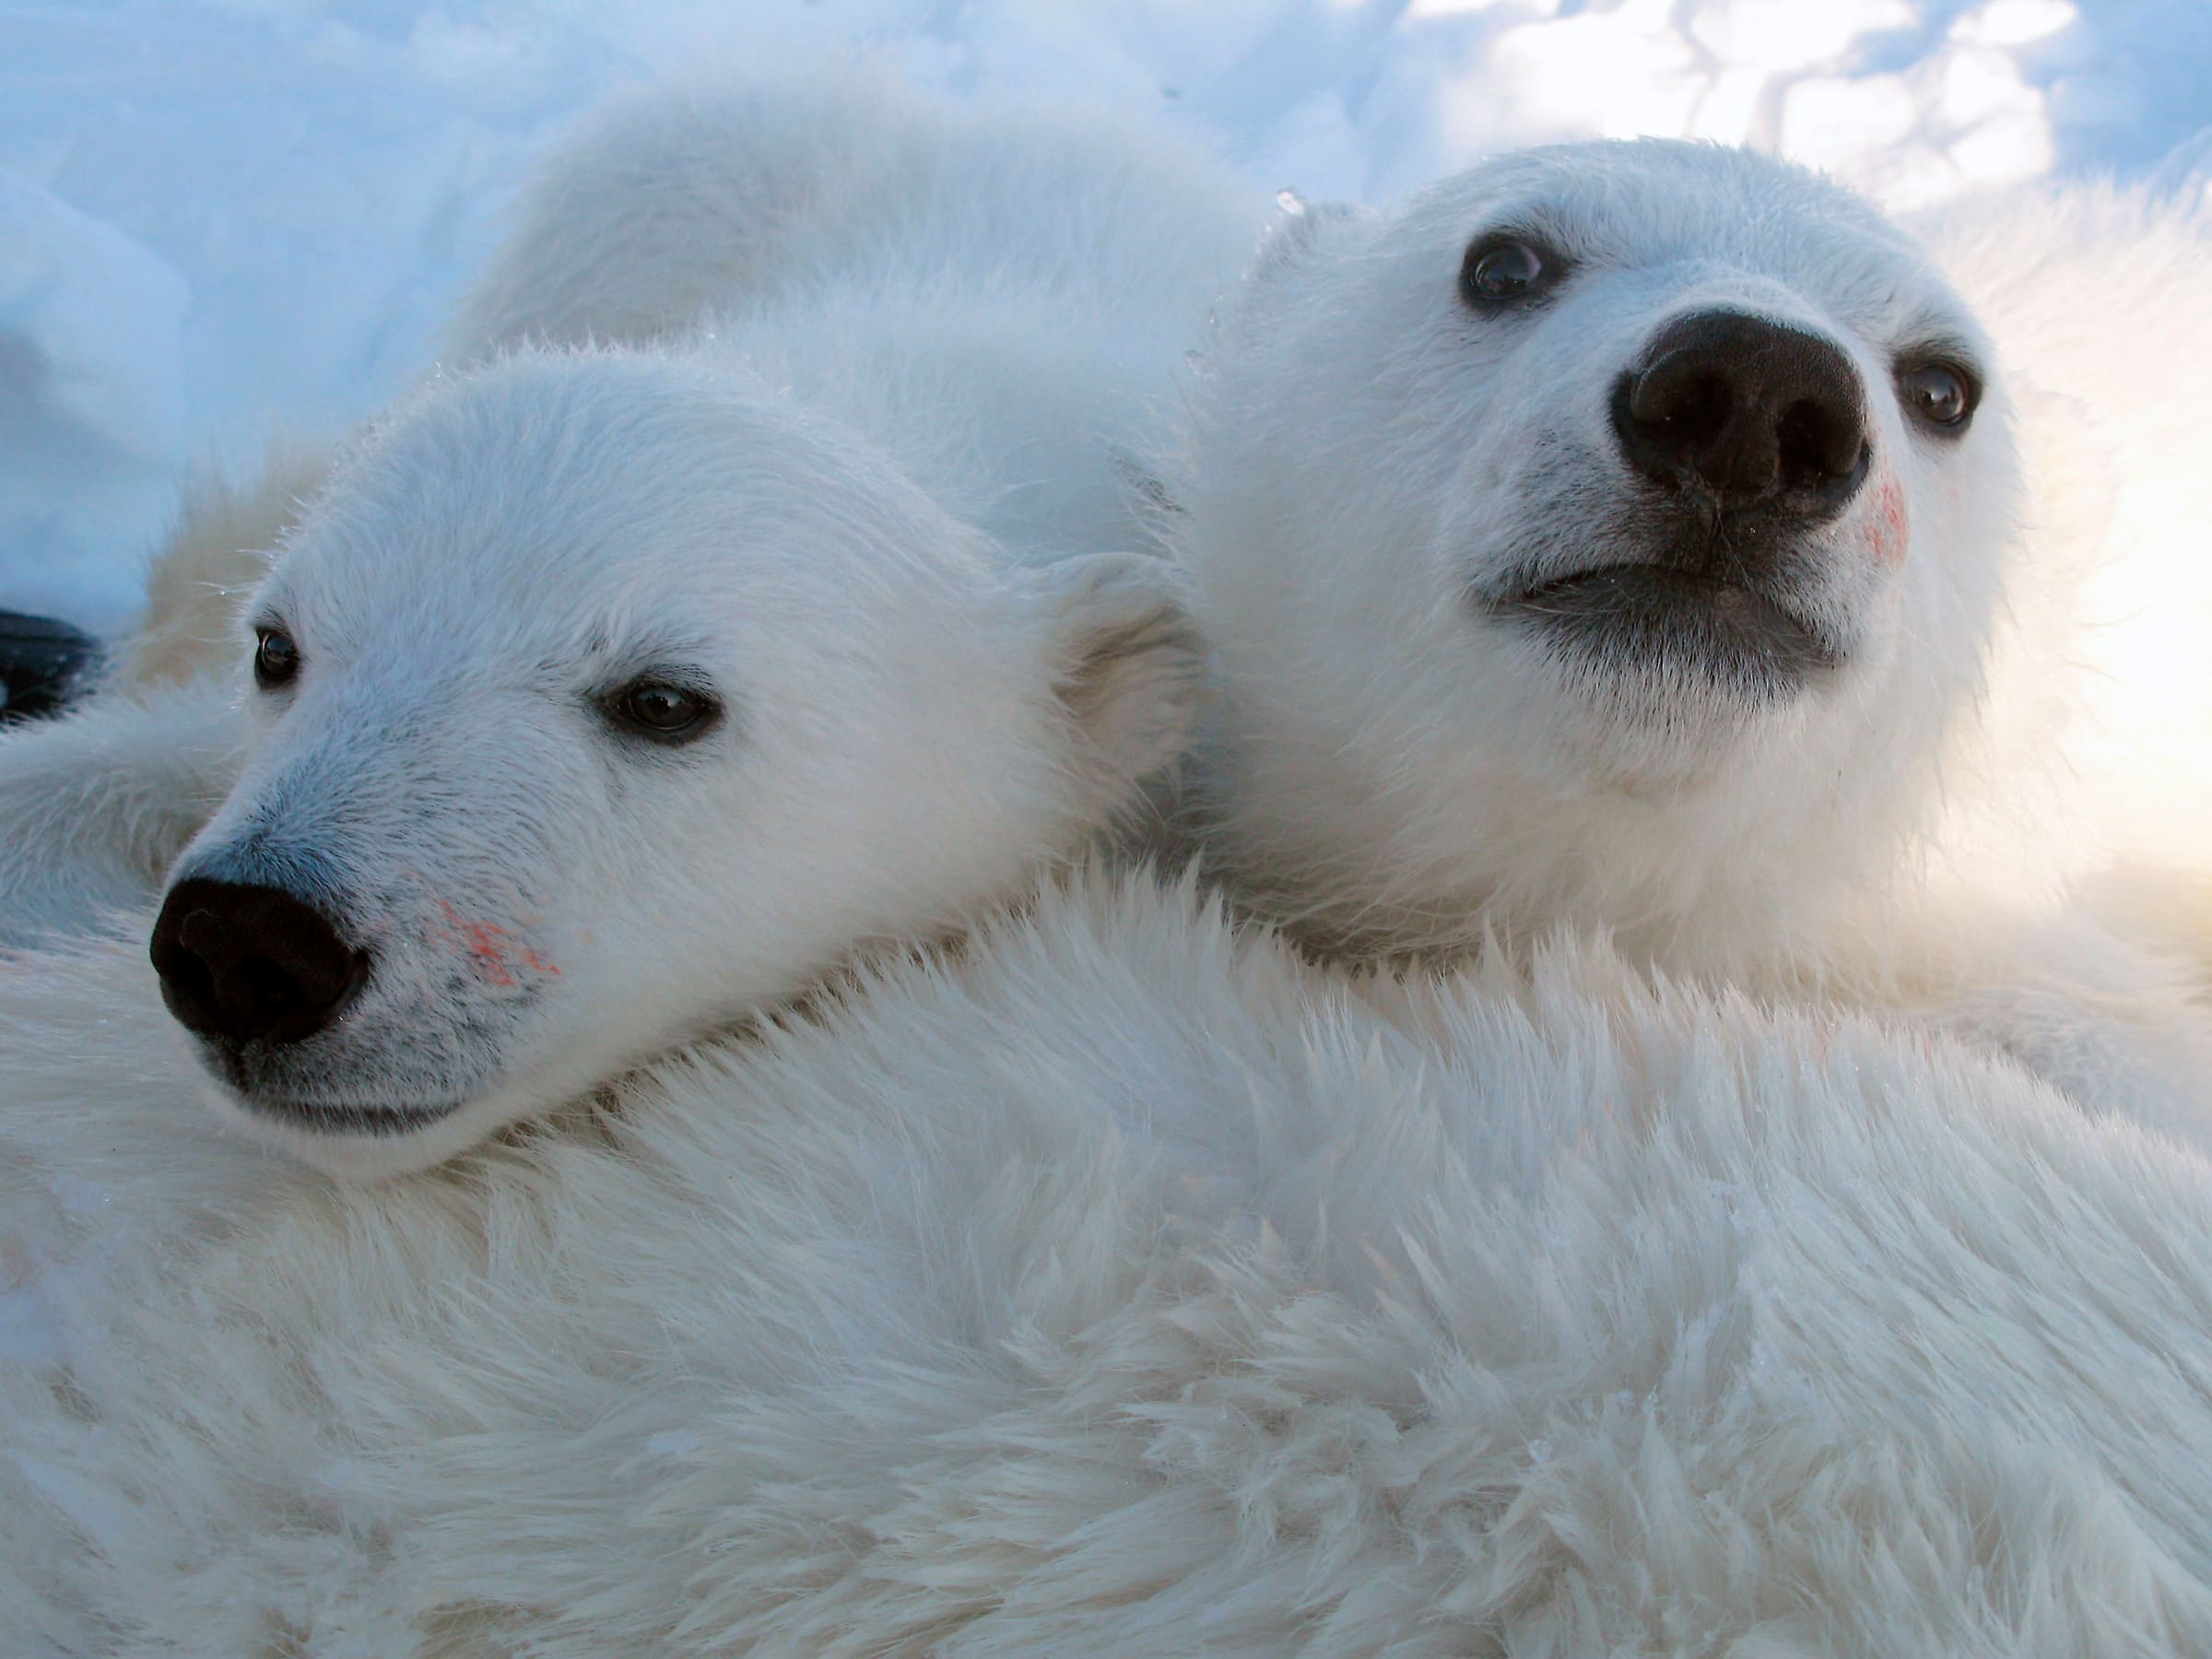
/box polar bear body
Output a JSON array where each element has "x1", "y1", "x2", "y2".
[
  {"x1": 7, "y1": 873, "x2": 2212, "y2": 1655},
  {"x1": 452, "y1": 69, "x2": 1258, "y2": 572}
]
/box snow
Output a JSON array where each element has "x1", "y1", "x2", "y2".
[{"x1": 0, "y1": 0, "x2": 2207, "y2": 630}]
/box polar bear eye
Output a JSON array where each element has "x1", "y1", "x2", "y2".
[
  {"x1": 1459, "y1": 236, "x2": 1558, "y2": 310},
  {"x1": 603, "y1": 677, "x2": 720, "y2": 746},
  {"x1": 1898, "y1": 360, "x2": 1977, "y2": 433},
  {"x1": 253, "y1": 627, "x2": 300, "y2": 690}
]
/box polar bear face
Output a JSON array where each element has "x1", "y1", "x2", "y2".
[
  {"x1": 147, "y1": 349, "x2": 1196, "y2": 1177},
  {"x1": 1174, "y1": 141, "x2": 2021, "y2": 966}
]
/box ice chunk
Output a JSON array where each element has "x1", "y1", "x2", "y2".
[{"x1": 0, "y1": 171, "x2": 188, "y2": 464}]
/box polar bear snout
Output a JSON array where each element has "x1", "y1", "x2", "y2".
[
  {"x1": 1611, "y1": 310, "x2": 1870, "y2": 524},
  {"x1": 150, "y1": 877, "x2": 371, "y2": 1049},
  {"x1": 1471, "y1": 309, "x2": 1879, "y2": 699}
]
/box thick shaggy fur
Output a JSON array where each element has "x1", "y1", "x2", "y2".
[
  {"x1": 6, "y1": 871, "x2": 2212, "y2": 1655},
  {"x1": 1161, "y1": 146, "x2": 2212, "y2": 1134}
]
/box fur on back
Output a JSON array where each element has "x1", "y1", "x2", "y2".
[
  {"x1": 453, "y1": 64, "x2": 1260, "y2": 580},
  {"x1": 6, "y1": 871, "x2": 2212, "y2": 1656}
]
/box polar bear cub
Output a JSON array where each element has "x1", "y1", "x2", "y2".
[
  {"x1": 0, "y1": 73, "x2": 1273, "y2": 1174},
  {"x1": 1169, "y1": 141, "x2": 2022, "y2": 969},
  {"x1": 70, "y1": 70, "x2": 1265, "y2": 1179},
  {"x1": 132, "y1": 347, "x2": 1197, "y2": 1180}
]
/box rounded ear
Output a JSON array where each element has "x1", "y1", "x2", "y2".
[
  {"x1": 1188, "y1": 195, "x2": 1374, "y2": 374},
  {"x1": 1250, "y1": 192, "x2": 1371, "y2": 287},
  {"x1": 1030, "y1": 552, "x2": 1206, "y2": 821}
]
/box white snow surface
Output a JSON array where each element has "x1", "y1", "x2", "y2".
[{"x1": 0, "y1": 0, "x2": 2207, "y2": 629}]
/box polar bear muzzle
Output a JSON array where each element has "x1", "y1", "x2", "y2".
[{"x1": 1488, "y1": 308, "x2": 1869, "y2": 699}]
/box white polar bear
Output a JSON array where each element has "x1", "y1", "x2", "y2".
[
  {"x1": 1161, "y1": 141, "x2": 2212, "y2": 1146},
  {"x1": 0, "y1": 66, "x2": 1260, "y2": 957},
  {"x1": 0, "y1": 69, "x2": 1262, "y2": 1176},
  {"x1": 6, "y1": 872, "x2": 2212, "y2": 1655},
  {"x1": 141, "y1": 349, "x2": 1199, "y2": 1179}
]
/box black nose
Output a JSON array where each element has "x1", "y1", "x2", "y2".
[
  {"x1": 1613, "y1": 311, "x2": 1869, "y2": 520},
  {"x1": 149, "y1": 877, "x2": 369, "y2": 1046}
]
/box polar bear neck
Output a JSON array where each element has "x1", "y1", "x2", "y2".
[{"x1": 1167, "y1": 653, "x2": 1999, "y2": 988}]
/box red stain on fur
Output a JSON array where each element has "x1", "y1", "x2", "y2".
[
  {"x1": 436, "y1": 900, "x2": 559, "y2": 986},
  {"x1": 1873, "y1": 472, "x2": 1911, "y2": 566}
]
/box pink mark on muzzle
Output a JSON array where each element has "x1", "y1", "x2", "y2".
[
  {"x1": 1871, "y1": 471, "x2": 1911, "y2": 567},
  {"x1": 435, "y1": 900, "x2": 560, "y2": 987}
]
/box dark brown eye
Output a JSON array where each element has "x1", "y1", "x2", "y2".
[
  {"x1": 1460, "y1": 236, "x2": 1556, "y2": 308},
  {"x1": 253, "y1": 627, "x2": 300, "y2": 689},
  {"x1": 606, "y1": 679, "x2": 718, "y2": 745},
  {"x1": 1900, "y1": 361, "x2": 1976, "y2": 431}
]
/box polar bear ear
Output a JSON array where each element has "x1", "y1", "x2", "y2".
[
  {"x1": 1030, "y1": 552, "x2": 1206, "y2": 818},
  {"x1": 1250, "y1": 192, "x2": 1371, "y2": 286}
]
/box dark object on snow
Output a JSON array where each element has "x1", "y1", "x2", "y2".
[{"x1": 0, "y1": 609, "x2": 102, "y2": 724}]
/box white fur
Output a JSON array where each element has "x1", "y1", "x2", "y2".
[
  {"x1": 1912, "y1": 182, "x2": 2212, "y2": 957},
  {"x1": 7, "y1": 85, "x2": 2211, "y2": 1651},
  {"x1": 1162, "y1": 143, "x2": 2212, "y2": 1137},
  {"x1": 6, "y1": 871, "x2": 2212, "y2": 1654}
]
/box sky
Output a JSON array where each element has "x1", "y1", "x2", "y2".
[{"x1": 1, "y1": 0, "x2": 2207, "y2": 629}]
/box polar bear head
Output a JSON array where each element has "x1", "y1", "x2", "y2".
[
  {"x1": 1171, "y1": 141, "x2": 2021, "y2": 968},
  {"x1": 147, "y1": 347, "x2": 1197, "y2": 1177}
]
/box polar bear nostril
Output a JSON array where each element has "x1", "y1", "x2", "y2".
[
  {"x1": 1615, "y1": 310, "x2": 1868, "y2": 524},
  {"x1": 149, "y1": 877, "x2": 371, "y2": 1049}
]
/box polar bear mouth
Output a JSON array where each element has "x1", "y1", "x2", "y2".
[
  {"x1": 224, "y1": 1089, "x2": 464, "y2": 1135},
  {"x1": 1491, "y1": 564, "x2": 1840, "y2": 698}
]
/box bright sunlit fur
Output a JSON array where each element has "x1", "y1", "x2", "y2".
[
  {"x1": 1918, "y1": 180, "x2": 2212, "y2": 963},
  {"x1": 1161, "y1": 143, "x2": 2212, "y2": 1140}
]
